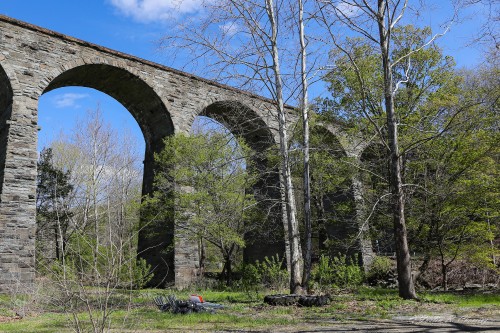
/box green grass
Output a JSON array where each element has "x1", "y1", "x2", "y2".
[
  {"x1": 354, "y1": 286, "x2": 500, "y2": 307},
  {"x1": 0, "y1": 313, "x2": 69, "y2": 333},
  {"x1": 0, "y1": 287, "x2": 498, "y2": 332},
  {"x1": 422, "y1": 292, "x2": 500, "y2": 306}
]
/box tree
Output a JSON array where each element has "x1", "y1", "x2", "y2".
[
  {"x1": 36, "y1": 148, "x2": 74, "y2": 262},
  {"x1": 463, "y1": 0, "x2": 500, "y2": 50},
  {"x1": 316, "y1": 0, "x2": 461, "y2": 298},
  {"x1": 407, "y1": 64, "x2": 500, "y2": 290},
  {"x1": 160, "y1": 0, "x2": 305, "y2": 293},
  {"x1": 152, "y1": 131, "x2": 260, "y2": 283},
  {"x1": 298, "y1": 0, "x2": 314, "y2": 288},
  {"x1": 37, "y1": 105, "x2": 148, "y2": 332},
  {"x1": 50, "y1": 106, "x2": 143, "y2": 254}
]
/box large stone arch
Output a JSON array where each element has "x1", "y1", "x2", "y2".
[
  {"x1": 312, "y1": 123, "x2": 374, "y2": 270},
  {"x1": 170, "y1": 100, "x2": 284, "y2": 288},
  {"x1": 42, "y1": 61, "x2": 175, "y2": 193},
  {"x1": 38, "y1": 61, "x2": 178, "y2": 287}
]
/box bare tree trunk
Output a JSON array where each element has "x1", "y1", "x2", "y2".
[
  {"x1": 266, "y1": 0, "x2": 303, "y2": 293},
  {"x1": 199, "y1": 236, "x2": 206, "y2": 277},
  {"x1": 280, "y1": 172, "x2": 292, "y2": 276},
  {"x1": 313, "y1": 193, "x2": 327, "y2": 251},
  {"x1": 298, "y1": 0, "x2": 312, "y2": 290},
  {"x1": 377, "y1": 0, "x2": 416, "y2": 300},
  {"x1": 441, "y1": 260, "x2": 448, "y2": 291}
]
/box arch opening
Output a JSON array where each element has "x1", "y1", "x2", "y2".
[
  {"x1": 181, "y1": 115, "x2": 252, "y2": 278},
  {"x1": 42, "y1": 64, "x2": 174, "y2": 195},
  {"x1": 35, "y1": 64, "x2": 174, "y2": 286},
  {"x1": 174, "y1": 102, "x2": 284, "y2": 283},
  {"x1": 36, "y1": 87, "x2": 146, "y2": 264},
  {"x1": 307, "y1": 125, "x2": 360, "y2": 261}
]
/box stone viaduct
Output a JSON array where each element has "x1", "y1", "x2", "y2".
[{"x1": 0, "y1": 15, "x2": 374, "y2": 292}]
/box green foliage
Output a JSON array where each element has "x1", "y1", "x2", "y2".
[
  {"x1": 368, "y1": 256, "x2": 393, "y2": 278},
  {"x1": 404, "y1": 65, "x2": 500, "y2": 286},
  {"x1": 316, "y1": 24, "x2": 500, "y2": 283},
  {"x1": 257, "y1": 255, "x2": 289, "y2": 291},
  {"x1": 311, "y1": 255, "x2": 336, "y2": 288},
  {"x1": 240, "y1": 255, "x2": 289, "y2": 292},
  {"x1": 291, "y1": 116, "x2": 360, "y2": 260},
  {"x1": 36, "y1": 148, "x2": 74, "y2": 216},
  {"x1": 311, "y1": 255, "x2": 364, "y2": 290},
  {"x1": 55, "y1": 233, "x2": 153, "y2": 288},
  {"x1": 239, "y1": 263, "x2": 262, "y2": 295},
  {"x1": 366, "y1": 256, "x2": 393, "y2": 281},
  {"x1": 120, "y1": 258, "x2": 154, "y2": 289},
  {"x1": 149, "y1": 131, "x2": 260, "y2": 280},
  {"x1": 36, "y1": 147, "x2": 74, "y2": 263}
]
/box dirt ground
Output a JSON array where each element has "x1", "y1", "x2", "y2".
[{"x1": 212, "y1": 316, "x2": 500, "y2": 332}]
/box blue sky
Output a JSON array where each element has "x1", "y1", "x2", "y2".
[{"x1": 0, "y1": 1, "x2": 492, "y2": 154}]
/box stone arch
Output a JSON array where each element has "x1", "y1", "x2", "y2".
[
  {"x1": 0, "y1": 63, "x2": 15, "y2": 201},
  {"x1": 199, "y1": 100, "x2": 276, "y2": 151},
  {"x1": 310, "y1": 123, "x2": 374, "y2": 269},
  {"x1": 309, "y1": 124, "x2": 351, "y2": 255},
  {"x1": 41, "y1": 62, "x2": 174, "y2": 194},
  {"x1": 360, "y1": 142, "x2": 387, "y2": 167},
  {"x1": 359, "y1": 142, "x2": 389, "y2": 198},
  {"x1": 37, "y1": 62, "x2": 176, "y2": 287},
  {"x1": 43, "y1": 62, "x2": 174, "y2": 145},
  {"x1": 311, "y1": 124, "x2": 348, "y2": 158},
  {"x1": 172, "y1": 100, "x2": 284, "y2": 286},
  {"x1": 197, "y1": 100, "x2": 278, "y2": 206}
]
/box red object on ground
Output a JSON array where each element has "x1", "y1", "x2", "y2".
[{"x1": 190, "y1": 294, "x2": 204, "y2": 303}]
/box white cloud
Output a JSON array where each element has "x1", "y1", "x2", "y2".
[
  {"x1": 109, "y1": 0, "x2": 207, "y2": 23},
  {"x1": 336, "y1": 2, "x2": 361, "y2": 18},
  {"x1": 219, "y1": 21, "x2": 240, "y2": 36},
  {"x1": 52, "y1": 93, "x2": 89, "y2": 108}
]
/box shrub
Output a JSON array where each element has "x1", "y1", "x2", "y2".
[
  {"x1": 240, "y1": 263, "x2": 262, "y2": 295},
  {"x1": 123, "y1": 258, "x2": 154, "y2": 289},
  {"x1": 311, "y1": 254, "x2": 364, "y2": 290},
  {"x1": 258, "y1": 255, "x2": 289, "y2": 291},
  {"x1": 366, "y1": 256, "x2": 395, "y2": 287},
  {"x1": 239, "y1": 254, "x2": 289, "y2": 293}
]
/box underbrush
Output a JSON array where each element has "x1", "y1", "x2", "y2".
[{"x1": 416, "y1": 259, "x2": 500, "y2": 290}]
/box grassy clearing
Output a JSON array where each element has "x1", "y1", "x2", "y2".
[
  {"x1": 422, "y1": 292, "x2": 500, "y2": 306},
  {"x1": 0, "y1": 287, "x2": 499, "y2": 332}
]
